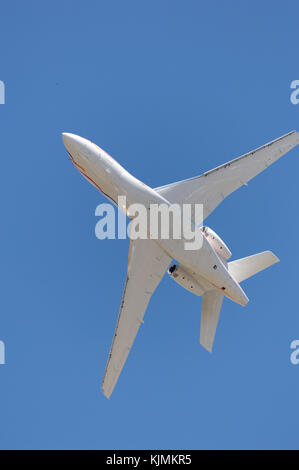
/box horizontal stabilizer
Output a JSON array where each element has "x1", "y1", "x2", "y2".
[
  {"x1": 228, "y1": 251, "x2": 279, "y2": 283},
  {"x1": 200, "y1": 290, "x2": 224, "y2": 352}
]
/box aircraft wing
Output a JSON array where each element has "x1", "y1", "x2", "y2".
[
  {"x1": 101, "y1": 239, "x2": 171, "y2": 398},
  {"x1": 155, "y1": 131, "x2": 299, "y2": 221}
]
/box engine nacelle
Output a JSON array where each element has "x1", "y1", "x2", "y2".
[
  {"x1": 201, "y1": 226, "x2": 232, "y2": 260},
  {"x1": 168, "y1": 264, "x2": 204, "y2": 297}
]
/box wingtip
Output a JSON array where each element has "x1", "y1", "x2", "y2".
[
  {"x1": 267, "y1": 251, "x2": 280, "y2": 264},
  {"x1": 200, "y1": 340, "x2": 213, "y2": 353},
  {"x1": 101, "y1": 386, "x2": 111, "y2": 399},
  {"x1": 100, "y1": 383, "x2": 113, "y2": 400}
]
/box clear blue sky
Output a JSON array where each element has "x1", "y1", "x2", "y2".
[{"x1": 0, "y1": 0, "x2": 299, "y2": 450}]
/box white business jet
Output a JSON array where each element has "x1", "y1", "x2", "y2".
[{"x1": 62, "y1": 130, "x2": 299, "y2": 398}]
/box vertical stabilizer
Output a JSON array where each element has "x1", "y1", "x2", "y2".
[{"x1": 200, "y1": 290, "x2": 224, "y2": 352}]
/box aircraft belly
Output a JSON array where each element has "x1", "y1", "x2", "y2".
[{"x1": 160, "y1": 237, "x2": 248, "y2": 305}]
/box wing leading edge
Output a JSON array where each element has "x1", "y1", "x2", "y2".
[
  {"x1": 155, "y1": 131, "x2": 299, "y2": 221},
  {"x1": 101, "y1": 239, "x2": 171, "y2": 398}
]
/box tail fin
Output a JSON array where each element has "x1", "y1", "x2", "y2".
[
  {"x1": 228, "y1": 251, "x2": 279, "y2": 283},
  {"x1": 200, "y1": 290, "x2": 224, "y2": 352},
  {"x1": 200, "y1": 251, "x2": 278, "y2": 353}
]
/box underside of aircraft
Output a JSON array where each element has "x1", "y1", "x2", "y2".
[
  {"x1": 100, "y1": 131, "x2": 299, "y2": 398},
  {"x1": 62, "y1": 129, "x2": 299, "y2": 398}
]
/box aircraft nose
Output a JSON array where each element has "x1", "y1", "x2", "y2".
[
  {"x1": 62, "y1": 132, "x2": 73, "y2": 148},
  {"x1": 62, "y1": 132, "x2": 102, "y2": 166},
  {"x1": 62, "y1": 132, "x2": 84, "y2": 158}
]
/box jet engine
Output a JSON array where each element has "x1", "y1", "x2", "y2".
[
  {"x1": 168, "y1": 227, "x2": 233, "y2": 296},
  {"x1": 201, "y1": 226, "x2": 232, "y2": 260},
  {"x1": 168, "y1": 264, "x2": 204, "y2": 296}
]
